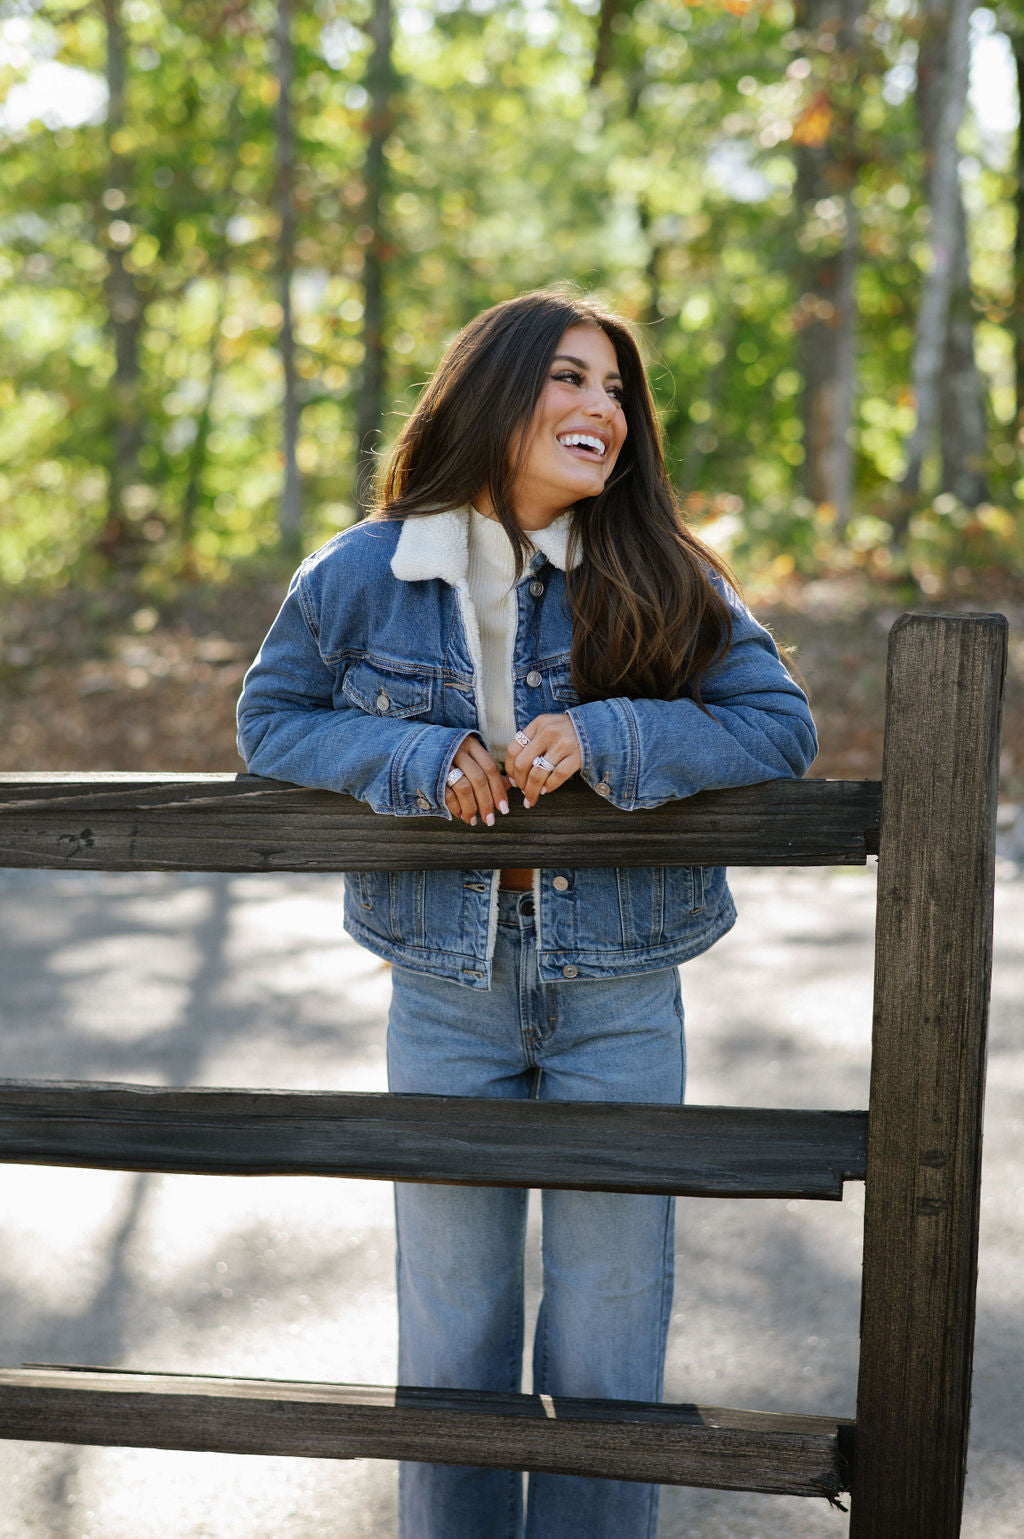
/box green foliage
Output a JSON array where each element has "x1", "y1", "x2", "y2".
[{"x1": 0, "y1": 0, "x2": 1019, "y2": 593}]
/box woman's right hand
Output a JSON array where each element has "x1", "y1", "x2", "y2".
[{"x1": 444, "y1": 735, "x2": 511, "y2": 826}]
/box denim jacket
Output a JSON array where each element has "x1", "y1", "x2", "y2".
[{"x1": 237, "y1": 508, "x2": 817, "y2": 989}]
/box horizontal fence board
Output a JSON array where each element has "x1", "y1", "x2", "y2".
[
  {"x1": 0, "y1": 1368, "x2": 853, "y2": 1499},
  {"x1": 0, "y1": 1082, "x2": 867, "y2": 1198},
  {"x1": 0, "y1": 774, "x2": 880, "y2": 871}
]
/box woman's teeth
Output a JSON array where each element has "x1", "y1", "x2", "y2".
[{"x1": 558, "y1": 433, "x2": 605, "y2": 457}]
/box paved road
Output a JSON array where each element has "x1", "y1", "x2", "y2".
[{"x1": 0, "y1": 862, "x2": 1021, "y2": 1539}]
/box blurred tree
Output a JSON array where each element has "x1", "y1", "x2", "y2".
[
  {"x1": 273, "y1": 0, "x2": 302, "y2": 554},
  {"x1": 99, "y1": 0, "x2": 146, "y2": 557},
  {"x1": 791, "y1": 0, "x2": 864, "y2": 526},
  {"x1": 901, "y1": 0, "x2": 988, "y2": 506},
  {"x1": 355, "y1": 0, "x2": 394, "y2": 516}
]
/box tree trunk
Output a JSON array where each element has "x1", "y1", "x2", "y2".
[
  {"x1": 1012, "y1": 32, "x2": 1024, "y2": 431},
  {"x1": 100, "y1": 0, "x2": 145, "y2": 559},
  {"x1": 901, "y1": 0, "x2": 975, "y2": 499},
  {"x1": 273, "y1": 0, "x2": 302, "y2": 556},
  {"x1": 590, "y1": 0, "x2": 633, "y2": 91},
  {"x1": 181, "y1": 278, "x2": 228, "y2": 557},
  {"x1": 355, "y1": 0, "x2": 393, "y2": 519},
  {"x1": 792, "y1": 0, "x2": 863, "y2": 527},
  {"x1": 939, "y1": 191, "x2": 989, "y2": 503}
]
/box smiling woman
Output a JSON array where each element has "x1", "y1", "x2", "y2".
[{"x1": 236, "y1": 287, "x2": 817, "y2": 1539}]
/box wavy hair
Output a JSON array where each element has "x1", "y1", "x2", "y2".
[{"x1": 375, "y1": 290, "x2": 734, "y2": 704}]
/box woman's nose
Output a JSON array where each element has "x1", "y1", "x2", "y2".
[{"x1": 582, "y1": 389, "x2": 614, "y2": 419}]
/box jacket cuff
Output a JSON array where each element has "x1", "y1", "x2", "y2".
[
  {"x1": 394, "y1": 726, "x2": 476, "y2": 816},
  {"x1": 565, "y1": 699, "x2": 638, "y2": 809}
]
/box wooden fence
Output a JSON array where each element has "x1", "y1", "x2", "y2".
[{"x1": 0, "y1": 612, "x2": 1007, "y2": 1537}]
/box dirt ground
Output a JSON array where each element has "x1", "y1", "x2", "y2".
[{"x1": 0, "y1": 572, "x2": 1021, "y2": 795}]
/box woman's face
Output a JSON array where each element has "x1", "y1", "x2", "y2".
[{"x1": 479, "y1": 323, "x2": 629, "y2": 530}]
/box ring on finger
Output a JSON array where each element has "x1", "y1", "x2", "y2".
[
  {"x1": 446, "y1": 766, "x2": 465, "y2": 787},
  {"x1": 532, "y1": 754, "x2": 555, "y2": 772},
  {"x1": 514, "y1": 730, "x2": 531, "y2": 747}
]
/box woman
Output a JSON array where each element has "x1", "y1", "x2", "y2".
[{"x1": 237, "y1": 289, "x2": 816, "y2": 1539}]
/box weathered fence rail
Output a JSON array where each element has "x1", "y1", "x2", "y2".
[
  {"x1": 0, "y1": 1083, "x2": 867, "y2": 1198},
  {"x1": 0, "y1": 611, "x2": 1008, "y2": 1538},
  {"x1": 0, "y1": 772, "x2": 878, "y2": 870}
]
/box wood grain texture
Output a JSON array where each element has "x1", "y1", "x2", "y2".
[
  {"x1": 0, "y1": 1082, "x2": 866, "y2": 1199},
  {"x1": 851, "y1": 614, "x2": 1006, "y2": 1539},
  {"x1": 0, "y1": 1368, "x2": 853, "y2": 1499},
  {"x1": 0, "y1": 774, "x2": 879, "y2": 871}
]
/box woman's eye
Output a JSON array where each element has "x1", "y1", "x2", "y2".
[{"x1": 553, "y1": 370, "x2": 583, "y2": 386}]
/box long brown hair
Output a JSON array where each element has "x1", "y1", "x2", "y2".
[{"x1": 375, "y1": 290, "x2": 734, "y2": 704}]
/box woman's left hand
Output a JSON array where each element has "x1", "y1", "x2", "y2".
[{"x1": 505, "y1": 714, "x2": 582, "y2": 808}]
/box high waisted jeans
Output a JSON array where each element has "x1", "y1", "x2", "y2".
[{"x1": 387, "y1": 889, "x2": 686, "y2": 1539}]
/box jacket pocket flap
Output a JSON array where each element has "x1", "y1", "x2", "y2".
[
  {"x1": 549, "y1": 665, "x2": 579, "y2": 705},
  {"x1": 342, "y1": 660, "x2": 434, "y2": 718}
]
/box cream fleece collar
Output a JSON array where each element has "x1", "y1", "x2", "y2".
[{"x1": 390, "y1": 505, "x2": 577, "y2": 586}]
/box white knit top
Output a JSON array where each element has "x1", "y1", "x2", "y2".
[
  {"x1": 465, "y1": 508, "x2": 577, "y2": 765},
  {"x1": 467, "y1": 510, "x2": 518, "y2": 762}
]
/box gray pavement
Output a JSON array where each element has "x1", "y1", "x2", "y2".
[{"x1": 0, "y1": 861, "x2": 1021, "y2": 1538}]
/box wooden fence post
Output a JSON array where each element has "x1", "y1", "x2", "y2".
[{"x1": 851, "y1": 613, "x2": 1007, "y2": 1537}]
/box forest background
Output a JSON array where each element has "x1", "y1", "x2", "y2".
[{"x1": 1, "y1": 0, "x2": 1022, "y2": 790}]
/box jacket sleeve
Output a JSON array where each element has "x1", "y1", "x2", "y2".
[
  {"x1": 236, "y1": 566, "x2": 470, "y2": 817},
  {"x1": 565, "y1": 585, "x2": 817, "y2": 810}
]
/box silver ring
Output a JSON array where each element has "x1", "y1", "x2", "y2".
[
  {"x1": 446, "y1": 766, "x2": 465, "y2": 787},
  {"x1": 532, "y1": 754, "x2": 555, "y2": 772},
  {"x1": 514, "y1": 730, "x2": 531, "y2": 747}
]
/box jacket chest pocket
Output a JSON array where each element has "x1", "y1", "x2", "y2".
[
  {"x1": 342, "y1": 660, "x2": 434, "y2": 720},
  {"x1": 548, "y1": 664, "x2": 579, "y2": 709}
]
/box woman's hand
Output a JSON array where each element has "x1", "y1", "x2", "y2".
[
  {"x1": 505, "y1": 714, "x2": 582, "y2": 808},
  {"x1": 444, "y1": 735, "x2": 511, "y2": 826}
]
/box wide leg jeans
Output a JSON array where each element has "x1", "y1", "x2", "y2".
[{"x1": 387, "y1": 889, "x2": 686, "y2": 1539}]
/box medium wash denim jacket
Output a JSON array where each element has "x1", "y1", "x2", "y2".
[{"x1": 237, "y1": 508, "x2": 817, "y2": 989}]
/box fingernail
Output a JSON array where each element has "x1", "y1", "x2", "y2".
[
  {"x1": 499, "y1": 800, "x2": 509, "y2": 815},
  {"x1": 470, "y1": 815, "x2": 477, "y2": 827},
  {"x1": 485, "y1": 812, "x2": 495, "y2": 826},
  {"x1": 540, "y1": 787, "x2": 547, "y2": 795},
  {"x1": 523, "y1": 798, "x2": 532, "y2": 810}
]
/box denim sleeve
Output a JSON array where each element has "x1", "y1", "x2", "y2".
[
  {"x1": 565, "y1": 591, "x2": 817, "y2": 810},
  {"x1": 236, "y1": 572, "x2": 470, "y2": 817}
]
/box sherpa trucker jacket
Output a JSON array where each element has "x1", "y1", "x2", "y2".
[{"x1": 237, "y1": 507, "x2": 817, "y2": 989}]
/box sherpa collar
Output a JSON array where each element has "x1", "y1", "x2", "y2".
[{"x1": 390, "y1": 505, "x2": 577, "y2": 585}]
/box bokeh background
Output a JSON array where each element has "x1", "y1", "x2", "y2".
[{"x1": 0, "y1": 0, "x2": 1022, "y2": 787}]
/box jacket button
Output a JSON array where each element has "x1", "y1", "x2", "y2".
[
  {"x1": 552, "y1": 876, "x2": 570, "y2": 892},
  {"x1": 415, "y1": 793, "x2": 431, "y2": 810},
  {"x1": 561, "y1": 964, "x2": 579, "y2": 979},
  {"x1": 595, "y1": 780, "x2": 612, "y2": 797},
  {"x1": 526, "y1": 669, "x2": 542, "y2": 688},
  {"x1": 529, "y1": 580, "x2": 544, "y2": 597},
  {"x1": 376, "y1": 691, "x2": 390, "y2": 712}
]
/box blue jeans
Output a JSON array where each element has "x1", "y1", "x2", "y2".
[{"x1": 387, "y1": 889, "x2": 686, "y2": 1539}]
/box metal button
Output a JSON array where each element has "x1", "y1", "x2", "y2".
[
  {"x1": 561, "y1": 964, "x2": 579, "y2": 979},
  {"x1": 529, "y1": 580, "x2": 544, "y2": 597},
  {"x1": 520, "y1": 898, "x2": 535, "y2": 918},
  {"x1": 526, "y1": 669, "x2": 542, "y2": 688},
  {"x1": 595, "y1": 780, "x2": 612, "y2": 797},
  {"x1": 415, "y1": 792, "x2": 431, "y2": 810},
  {"x1": 552, "y1": 876, "x2": 570, "y2": 892},
  {"x1": 376, "y1": 691, "x2": 390, "y2": 712}
]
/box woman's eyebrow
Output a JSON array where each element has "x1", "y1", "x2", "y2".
[{"x1": 552, "y1": 352, "x2": 623, "y2": 381}]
